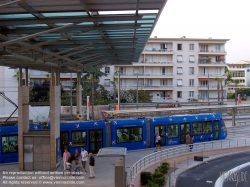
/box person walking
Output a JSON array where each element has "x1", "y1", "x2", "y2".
[
  {"x1": 89, "y1": 152, "x2": 95, "y2": 179},
  {"x1": 154, "y1": 133, "x2": 161, "y2": 152},
  {"x1": 81, "y1": 147, "x2": 88, "y2": 173},
  {"x1": 63, "y1": 148, "x2": 71, "y2": 170},
  {"x1": 186, "y1": 132, "x2": 190, "y2": 150}
]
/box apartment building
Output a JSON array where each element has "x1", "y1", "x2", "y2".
[
  {"x1": 100, "y1": 37, "x2": 229, "y2": 102},
  {"x1": 227, "y1": 60, "x2": 250, "y2": 90}
]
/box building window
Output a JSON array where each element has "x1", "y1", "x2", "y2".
[
  {"x1": 189, "y1": 91, "x2": 194, "y2": 98},
  {"x1": 161, "y1": 67, "x2": 166, "y2": 75},
  {"x1": 104, "y1": 79, "x2": 110, "y2": 86},
  {"x1": 177, "y1": 91, "x2": 182, "y2": 98},
  {"x1": 105, "y1": 67, "x2": 110, "y2": 74},
  {"x1": 189, "y1": 67, "x2": 194, "y2": 75},
  {"x1": 120, "y1": 67, "x2": 125, "y2": 74},
  {"x1": 215, "y1": 44, "x2": 221, "y2": 51},
  {"x1": 190, "y1": 44, "x2": 194, "y2": 51},
  {"x1": 177, "y1": 79, "x2": 182, "y2": 86},
  {"x1": 177, "y1": 44, "x2": 182, "y2": 50},
  {"x1": 177, "y1": 67, "x2": 183, "y2": 74},
  {"x1": 161, "y1": 44, "x2": 168, "y2": 50},
  {"x1": 177, "y1": 55, "x2": 183, "y2": 62},
  {"x1": 189, "y1": 79, "x2": 194, "y2": 86},
  {"x1": 189, "y1": 55, "x2": 195, "y2": 62},
  {"x1": 200, "y1": 45, "x2": 208, "y2": 52}
]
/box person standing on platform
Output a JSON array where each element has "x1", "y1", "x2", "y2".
[
  {"x1": 81, "y1": 147, "x2": 88, "y2": 173},
  {"x1": 89, "y1": 152, "x2": 95, "y2": 179},
  {"x1": 186, "y1": 132, "x2": 190, "y2": 150},
  {"x1": 154, "y1": 133, "x2": 161, "y2": 152},
  {"x1": 63, "y1": 148, "x2": 71, "y2": 170}
]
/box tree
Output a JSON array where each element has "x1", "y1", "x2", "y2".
[
  {"x1": 225, "y1": 67, "x2": 233, "y2": 85},
  {"x1": 82, "y1": 70, "x2": 107, "y2": 117},
  {"x1": 128, "y1": 90, "x2": 151, "y2": 103}
]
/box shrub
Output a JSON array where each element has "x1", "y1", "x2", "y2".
[
  {"x1": 158, "y1": 162, "x2": 170, "y2": 175},
  {"x1": 147, "y1": 181, "x2": 160, "y2": 187},
  {"x1": 152, "y1": 171, "x2": 165, "y2": 187},
  {"x1": 141, "y1": 172, "x2": 152, "y2": 185}
]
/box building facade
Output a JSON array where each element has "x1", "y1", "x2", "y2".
[
  {"x1": 100, "y1": 37, "x2": 229, "y2": 102},
  {"x1": 227, "y1": 60, "x2": 250, "y2": 90}
]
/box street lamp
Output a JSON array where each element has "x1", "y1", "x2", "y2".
[{"x1": 115, "y1": 69, "x2": 120, "y2": 110}]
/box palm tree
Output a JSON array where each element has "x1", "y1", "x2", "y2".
[
  {"x1": 110, "y1": 76, "x2": 118, "y2": 103},
  {"x1": 13, "y1": 70, "x2": 22, "y2": 82},
  {"x1": 82, "y1": 70, "x2": 107, "y2": 118}
]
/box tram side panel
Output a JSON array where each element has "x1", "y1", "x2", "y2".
[
  {"x1": 0, "y1": 126, "x2": 18, "y2": 164},
  {"x1": 60, "y1": 121, "x2": 106, "y2": 155},
  {"x1": 110, "y1": 119, "x2": 147, "y2": 150}
]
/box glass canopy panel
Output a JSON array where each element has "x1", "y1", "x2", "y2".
[
  {"x1": 0, "y1": 14, "x2": 35, "y2": 19},
  {"x1": 43, "y1": 12, "x2": 88, "y2": 17},
  {"x1": 101, "y1": 21, "x2": 135, "y2": 25},
  {"x1": 14, "y1": 24, "x2": 49, "y2": 28},
  {"x1": 137, "y1": 20, "x2": 155, "y2": 24}
]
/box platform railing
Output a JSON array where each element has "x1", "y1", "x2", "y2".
[{"x1": 129, "y1": 138, "x2": 250, "y2": 182}]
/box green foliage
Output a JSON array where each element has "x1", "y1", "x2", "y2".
[
  {"x1": 147, "y1": 181, "x2": 160, "y2": 187},
  {"x1": 158, "y1": 162, "x2": 170, "y2": 175},
  {"x1": 128, "y1": 89, "x2": 151, "y2": 103},
  {"x1": 145, "y1": 162, "x2": 169, "y2": 187},
  {"x1": 141, "y1": 172, "x2": 152, "y2": 185},
  {"x1": 227, "y1": 93, "x2": 235, "y2": 99}
]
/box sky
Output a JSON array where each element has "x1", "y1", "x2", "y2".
[{"x1": 151, "y1": 0, "x2": 250, "y2": 63}]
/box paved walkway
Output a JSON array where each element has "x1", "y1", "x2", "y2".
[{"x1": 0, "y1": 123, "x2": 249, "y2": 187}]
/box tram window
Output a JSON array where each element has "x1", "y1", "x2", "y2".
[
  {"x1": 192, "y1": 122, "x2": 202, "y2": 135},
  {"x1": 72, "y1": 131, "x2": 86, "y2": 147},
  {"x1": 222, "y1": 120, "x2": 227, "y2": 132},
  {"x1": 130, "y1": 127, "x2": 142, "y2": 142},
  {"x1": 117, "y1": 128, "x2": 129, "y2": 143},
  {"x1": 168, "y1": 124, "x2": 178, "y2": 138},
  {"x1": 116, "y1": 127, "x2": 142, "y2": 143},
  {"x1": 2, "y1": 135, "x2": 18, "y2": 153},
  {"x1": 203, "y1": 121, "x2": 212, "y2": 134},
  {"x1": 214, "y1": 121, "x2": 219, "y2": 131}
]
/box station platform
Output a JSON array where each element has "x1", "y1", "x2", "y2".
[{"x1": 0, "y1": 123, "x2": 249, "y2": 187}]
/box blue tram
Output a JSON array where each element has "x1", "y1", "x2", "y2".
[
  {"x1": 60, "y1": 121, "x2": 107, "y2": 156},
  {"x1": 0, "y1": 113, "x2": 227, "y2": 164},
  {"x1": 149, "y1": 113, "x2": 227, "y2": 147},
  {"x1": 109, "y1": 118, "x2": 147, "y2": 150},
  {"x1": 0, "y1": 126, "x2": 18, "y2": 163}
]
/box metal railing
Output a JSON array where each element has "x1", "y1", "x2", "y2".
[{"x1": 129, "y1": 138, "x2": 250, "y2": 182}]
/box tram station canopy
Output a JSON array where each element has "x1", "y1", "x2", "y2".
[{"x1": 0, "y1": 0, "x2": 167, "y2": 73}]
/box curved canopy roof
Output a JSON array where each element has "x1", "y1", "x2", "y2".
[{"x1": 0, "y1": 0, "x2": 167, "y2": 73}]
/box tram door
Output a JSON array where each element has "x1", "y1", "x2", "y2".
[
  {"x1": 154, "y1": 125, "x2": 166, "y2": 146},
  {"x1": 180, "y1": 123, "x2": 190, "y2": 144},
  {"x1": 89, "y1": 129, "x2": 103, "y2": 154},
  {"x1": 213, "y1": 120, "x2": 219, "y2": 140},
  {"x1": 60, "y1": 131, "x2": 69, "y2": 156}
]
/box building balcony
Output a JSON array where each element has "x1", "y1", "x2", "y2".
[
  {"x1": 120, "y1": 85, "x2": 173, "y2": 90},
  {"x1": 116, "y1": 73, "x2": 173, "y2": 78},
  {"x1": 198, "y1": 61, "x2": 226, "y2": 66},
  {"x1": 137, "y1": 61, "x2": 174, "y2": 66},
  {"x1": 142, "y1": 48, "x2": 174, "y2": 54},
  {"x1": 198, "y1": 85, "x2": 227, "y2": 90},
  {"x1": 198, "y1": 73, "x2": 227, "y2": 78},
  {"x1": 198, "y1": 50, "x2": 227, "y2": 55}
]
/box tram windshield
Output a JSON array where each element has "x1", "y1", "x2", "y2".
[{"x1": 222, "y1": 120, "x2": 227, "y2": 132}]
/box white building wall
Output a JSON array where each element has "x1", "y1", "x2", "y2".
[{"x1": 0, "y1": 67, "x2": 18, "y2": 116}]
